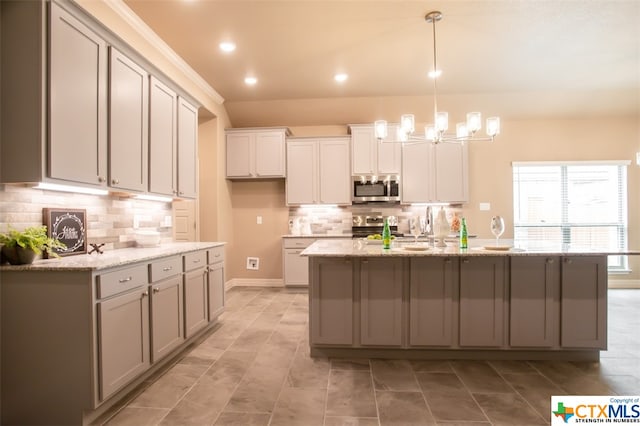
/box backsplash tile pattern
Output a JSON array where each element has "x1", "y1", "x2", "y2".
[
  {"x1": 0, "y1": 185, "x2": 172, "y2": 250},
  {"x1": 288, "y1": 203, "x2": 462, "y2": 236}
]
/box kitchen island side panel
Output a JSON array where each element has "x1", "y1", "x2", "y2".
[{"x1": 310, "y1": 258, "x2": 353, "y2": 345}]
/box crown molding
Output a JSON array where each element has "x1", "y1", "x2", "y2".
[{"x1": 104, "y1": 0, "x2": 225, "y2": 105}]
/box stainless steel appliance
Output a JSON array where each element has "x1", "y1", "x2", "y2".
[
  {"x1": 351, "y1": 215, "x2": 401, "y2": 238},
  {"x1": 352, "y1": 176, "x2": 400, "y2": 203}
]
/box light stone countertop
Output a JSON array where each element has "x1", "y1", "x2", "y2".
[
  {"x1": 301, "y1": 238, "x2": 640, "y2": 257},
  {"x1": 282, "y1": 234, "x2": 352, "y2": 239},
  {"x1": 0, "y1": 242, "x2": 225, "y2": 272}
]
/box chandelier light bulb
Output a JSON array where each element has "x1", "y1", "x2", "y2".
[
  {"x1": 466, "y1": 112, "x2": 482, "y2": 133},
  {"x1": 374, "y1": 120, "x2": 388, "y2": 139},
  {"x1": 435, "y1": 112, "x2": 448, "y2": 132},
  {"x1": 425, "y1": 124, "x2": 437, "y2": 142},
  {"x1": 401, "y1": 114, "x2": 415, "y2": 134},
  {"x1": 486, "y1": 117, "x2": 501, "y2": 137},
  {"x1": 456, "y1": 122, "x2": 469, "y2": 138}
]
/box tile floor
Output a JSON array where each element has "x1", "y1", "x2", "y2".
[{"x1": 101, "y1": 288, "x2": 640, "y2": 426}]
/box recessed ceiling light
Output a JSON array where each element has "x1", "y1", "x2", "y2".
[
  {"x1": 219, "y1": 42, "x2": 236, "y2": 53},
  {"x1": 428, "y1": 69, "x2": 442, "y2": 79},
  {"x1": 244, "y1": 76, "x2": 258, "y2": 86},
  {"x1": 334, "y1": 73, "x2": 348, "y2": 83}
]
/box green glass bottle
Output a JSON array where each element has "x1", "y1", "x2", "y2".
[
  {"x1": 382, "y1": 218, "x2": 391, "y2": 249},
  {"x1": 459, "y1": 217, "x2": 468, "y2": 249}
]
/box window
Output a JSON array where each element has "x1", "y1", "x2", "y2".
[{"x1": 512, "y1": 161, "x2": 629, "y2": 272}]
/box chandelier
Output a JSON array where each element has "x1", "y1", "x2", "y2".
[{"x1": 374, "y1": 11, "x2": 500, "y2": 144}]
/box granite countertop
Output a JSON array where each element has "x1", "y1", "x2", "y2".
[
  {"x1": 282, "y1": 234, "x2": 352, "y2": 239},
  {"x1": 0, "y1": 242, "x2": 225, "y2": 272},
  {"x1": 301, "y1": 238, "x2": 640, "y2": 257}
]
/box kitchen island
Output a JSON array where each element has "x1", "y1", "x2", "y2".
[{"x1": 302, "y1": 239, "x2": 637, "y2": 361}]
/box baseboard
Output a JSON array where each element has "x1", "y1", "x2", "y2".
[
  {"x1": 225, "y1": 278, "x2": 284, "y2": 290},
  {"x1": 608, "y1": 279, "x2": 640, "y2": 289}
]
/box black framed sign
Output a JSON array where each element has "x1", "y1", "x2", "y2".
[{"x1": 43, "y1": 208, "x2": 87, "y2": 256}]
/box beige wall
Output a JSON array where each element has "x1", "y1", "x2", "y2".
[{"x1": 67, "y1": 2, "x2": 640, "y2": 284}]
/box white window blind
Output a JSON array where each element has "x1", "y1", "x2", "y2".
[{"x1": 512, "y1": 162, "x2": 629, "y2": 272}]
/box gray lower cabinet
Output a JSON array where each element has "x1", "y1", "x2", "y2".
[
  {"x1": 97, "y1": 285, "x2": 150, "y2": 401},
  {"x1": 459, "y1": 256, "x2": 506, "y2": 347},
  {"x1": 150, "y1": 275, "x2": 184, "y2": 362},
  {"x1": 184, "y1": 251, "x2": 209, "y2": 337},
  {"x1": 561, "y1": 256, "x2": 607, "y2": 349},
  {"x1": 310, "y1": 258, "x2": 353, "y2": 345},
  {"x1": 510, "y1": 256, "x2": 559, "y2": 347},
  {"x1": 409, "y1": 257, "x2": 457, "y2": 346},
  {"x1": 207, "y1": 246, "x2": 226, "y2": 320},
  {"x1": 360, "y1": 258, "x2": 403, "y2": 346}
]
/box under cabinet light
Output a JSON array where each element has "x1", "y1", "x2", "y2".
[
  {"x1": 134, "y1": 194, "x2": 173, "y2": 203},
  {"x1": 34, "y1": 182, "x2": 108, "y2": 196}
]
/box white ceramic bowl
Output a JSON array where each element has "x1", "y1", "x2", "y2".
[{"x1": 135, "y1": 230, "x2": 161, "y2": 248}]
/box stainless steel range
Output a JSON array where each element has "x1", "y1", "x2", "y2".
[{"x1": 351, "y1": 215, "x2": 401, "y2": 238}]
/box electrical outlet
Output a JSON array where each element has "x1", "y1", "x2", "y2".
[{"x1": 246, "y1": 257, "x2": 259, "y2": 270}]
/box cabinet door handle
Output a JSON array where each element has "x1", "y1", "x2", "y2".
[
  {"x1": 546, "y1": 258, "x2": 555, "y2": 264},
  {"x1": 462, "y1": 258, "x2": 470, "y2": 264},
  {"x1": 444, "y1": 258, "x2": 452, "y2": 264},
  {"x1": 153, "y1": 287, "x2": 160, "y2": 293},
  {"x1": 98, "y1": 176, "x2": 106, "y2": 183},
  {"x1": 112, "y1": 178, "x2": 120, "y2": 185},
  {"x1": 119, "y1": 276, "x2": 132, "y2": 283},
  {"x1": 142, "y1": 291, "x2": 149, "y2": 298},
  {"x1": 565, "y1": 258, "x2": 573, "y2": 264},
  {"x1": 162, "y1": 266, "x2": 173, "y2": 271}
]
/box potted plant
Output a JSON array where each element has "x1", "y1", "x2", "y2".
[{"x1": 0, "y1": 225, "x2": 67, "y2": 265}]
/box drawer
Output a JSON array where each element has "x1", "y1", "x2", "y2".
[
  {"x1": 184, "y1": 250, "x2": 207, "y2": 271},
  {"x1": 97, "y1": 263, "x2": 148, "y2": 299},
  {"x1": 208, "y1": 246, "x2": 225, "y2": 264},
  {"x1": 149, "y1": 256, "x2": 181, "y2": 282},
  {"x1": 283, "y1": 238, "x2": 316, "y2": 249}
]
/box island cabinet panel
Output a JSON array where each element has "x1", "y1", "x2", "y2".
[
  {"x1": 459, "y1": 256, "x2": 506, "y2": 347},
  {"x1": 310, "y1": 258, "x2": 354, "y2": 345},
  {"x1": 409, "y1": 257, "x2": 457, "y2": 346},
  {"x1": 510, "y1": 256, "x2": 559, "y2": 347},
  {"x1": 49, "y1": 2, "x2": 108, "y2": 187},
  {"x1": 561, "y1": 256, "x2": 607, "y2": 349},
  {"x1": 97, "y1": 286, "x2": 150, "y2": 400},
  {"x1": 360, "y1": 258, "x2": 404, "y2": 346}
]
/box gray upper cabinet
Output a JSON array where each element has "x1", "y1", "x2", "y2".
[
  {"x1": 149, "y1": 77, "x2": 178, "y2": 196},
  {"x1": 177, "y1": 97, "x2": 199, "y2": 198},
  {"x1": 109, "y1": 47, "x2": 149, "y2": 192},
  {"x1": 0, "y1": 1, "x2": 198, "y2": 199},
  {"x1": 226, "y1": 128, "x2": 290, "y2": 179},
  {"x1": 49, "y1": 2, "x2": 108, "y2": 187}
]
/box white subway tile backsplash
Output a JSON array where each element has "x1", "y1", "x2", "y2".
[{"x1": 0, "y1": 185, "x2": 172, "y2": 251}]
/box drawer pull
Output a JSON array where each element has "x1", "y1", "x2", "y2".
[
  {"x1": 193, "y1": 259, "x2": 201, "y2": 263},
  {"x1": 118, "y1": 276, "x2": 132, "y2": 283},
  {"x1": 214, "y1": 253, "x2": 221, "y2": 258},
  {"x1": 162, "y1": 266, "x2": 173, "y2": 271}
]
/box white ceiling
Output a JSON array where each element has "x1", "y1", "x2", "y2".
[{"x1": 124, "y1": 0, "x2": 640, "y2": 127}]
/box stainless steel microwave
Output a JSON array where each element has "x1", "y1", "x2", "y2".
[{"x1": 352, "y1": 176, "x2": 400, "y2": 203}]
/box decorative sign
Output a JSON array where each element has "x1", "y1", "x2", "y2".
[{"x1": 43, "y1": 208, "x2": 87, "y2": 256}]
